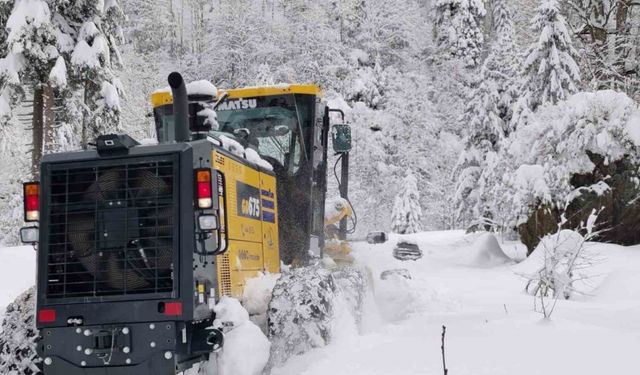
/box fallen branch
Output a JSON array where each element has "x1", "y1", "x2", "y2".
[{"x1": 441, "y1": 325, "x2": 448, "y2": 375}]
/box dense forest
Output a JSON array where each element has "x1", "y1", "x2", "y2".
[{"x1": 2, "y1": 0, "x2": 640, "y2": 249}]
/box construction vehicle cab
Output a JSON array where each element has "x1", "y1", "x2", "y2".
[{"x1": 152, "y1": 84, "x2": 339, "y2": 278}]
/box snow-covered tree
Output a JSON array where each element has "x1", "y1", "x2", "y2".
[
  {"x1": 391, "y1": 171, "x2": 423, "y2": 234},
  {"x1": 453, "y1": 0, "x2": 522, "y2": 229},
  {"x1": 0, "y1": 0, "x2": 124, "y2": 162},
  {"x1": 435, "y1": 0, "x2": 487, "y2": 68},
  {"x1": 0, "y1": 0, "x2": 60, "y2": 177},
  {"x1": 454, "y1": 66, "x2": 504, "y2": 228},
  {"x1": 58, "y1": 0, "x2": 125, "y2": 148},
  {"x1": 519, "y1": 0, "x2": 580, "y2": 113},
  {"x1": 488, "y1": 0, "x2": 521, "y2": 126}
]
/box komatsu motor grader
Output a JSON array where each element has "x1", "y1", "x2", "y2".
[{"x1": 18, "y1": 72, "x2": 356, "y2": 374}]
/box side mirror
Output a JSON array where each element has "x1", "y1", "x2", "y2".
[
  {"x1": 331, "y1": 124, "x2": 352, "y2": 153},
  {"x1": 20, "y1": 226, "x2": 39, "y2": 244}
]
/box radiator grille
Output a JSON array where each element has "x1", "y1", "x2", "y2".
[
  {"x1": 218, "y1": 253, "x2": 232, "y2": 297},
  {"x1": 45, "y1": 156, "x2": 178, "y2": 299}
]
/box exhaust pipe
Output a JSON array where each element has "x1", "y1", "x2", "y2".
[{"x1": 168, "y1": 72, "x2": 190, "y2": 143}]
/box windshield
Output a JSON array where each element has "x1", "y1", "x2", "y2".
[
  {"x1": 212, "y1": 94, "x2": 313, "y2": 176},
  {"x1": 153, "y1": 93, "x2": 316, "y2": 175}
]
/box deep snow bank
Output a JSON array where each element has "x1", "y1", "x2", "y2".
[{"x1": 0, "y1": 246, "x2": 35, "y2": 317}]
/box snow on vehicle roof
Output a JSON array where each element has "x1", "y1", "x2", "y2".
[{"x1": 152, "y1": 80, "x2": 218, "y2": 96}]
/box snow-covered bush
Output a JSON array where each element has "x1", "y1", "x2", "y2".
[
  {"x1": 518, "y1": 212, "x2": 601, "y2": 318},
  {"x1": 391, "y1": 171, "x2": 423, "y2": 234},
  {"x1": 492, "y1": 90, "x2": 640, "y2": 252},
  {"x1": 0, "y1": 287, "x2": 40, "y2": 375},
  {"x1": 267, "y1": 265, "x2": 367, "y2": 367}
]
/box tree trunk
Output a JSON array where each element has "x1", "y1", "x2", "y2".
[
  {"x1": 81, "y1": 80, "x2": 90, "y2": 150},
  {"x1": 31, "y1": 87, "x2": 44, "y2": 180},
  {"x1": 31, "y1": 84, "x2": 55, "y2": 179},
  {"x1": 43, "y1": 84, "x2": 55, "y2": 154}
]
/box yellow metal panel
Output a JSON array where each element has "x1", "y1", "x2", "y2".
[
  {"x1": 260, "y1": 173, "x2": 280, "y2": 274},
  {"x1": 151, "y1": 91, "x2": 173, "y2": 107},
  {"x1": 227, "y1": 240, "x2": 264, "y2": 271},
  {"x1": 219, "y1": 84, "x2": 322, "y2": 100},
  {"x1": 213, "y1": 148, "x2": 283, "y2": 299},
  {"x1": 212, "y1": 150, "x2": 262, "y2": 243},
  {"x1": 216, "y1": 253, "x2": 262, "y2": 299},
  {"x1": 151, "y1": 84, "x2": 322, "y2": 108}
]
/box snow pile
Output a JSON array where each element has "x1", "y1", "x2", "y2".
[
  {"x1": 0, "y1": 247, "x2": 36, "y2": 316},
  {"x1": 242, "y1": 272, "x2": 280, "y2": 316},
  {"x1": 153, "y1": 80, "x2": 218, "y2": 96},
  {"x1": 514, "y1": 230, "x2": 605, "y2": 297},
  {"x1": 213, "y1": 297, "x2": 270, "y2": 375},
  {"x1": 515, "y1": 230, "x2": 584, "y2": 275},
  {"x1": 197, "y1": 107, "x2": 219, "y2": 130},
  {"x1": 218, "y1": 135, "x2": 273, "y2": 171},
  {"x1": 187, "y1": 80, "x2": 218, "y2": 96},
  {"x1": 244, "y1": 148, "x2": 273, "y2": 171},
  {"x1": 218, "y1": 135, "x2": 245, "y2": 157},
  {"x1": 468, "y1": 232, "x2": 512, "y2": 267},
  {"x1": 375, "y1": 270, "x2": 414, "y2": 321}
]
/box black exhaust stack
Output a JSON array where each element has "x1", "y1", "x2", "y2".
[{"x1": 168, "y1": 72, "x2": 190, "y2": 143}]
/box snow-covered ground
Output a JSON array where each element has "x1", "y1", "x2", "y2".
[
  {"x1": 273, "y1": 231, "x2": 640, "y2": 375},
  {"x1": 2, "y1": 232, "x2": 640, "y2": 374},
  {"x1": 0, "y1": 246, "x2": 35, "y2": 317}
]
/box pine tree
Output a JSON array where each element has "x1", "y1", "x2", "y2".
[
  {"x1": 0, "y1": 0, "x2": 124, "y2": 161},
  {"x1": 519, "y1": 0, "x2": 580, "y2": 112},
  {"x1": 0, "y1": 0, "x2": 59, "y2": 177},
  {"x1": 454, "y1": 65, "x2": 504, "y2": 228},
  {"x1": 56, "y1": 0, "x2": 125, "y2": 148},
  {"x1": 391, "y1": 171, "x2": 423, "y2": 234},
  {"x1": 486, "y1": 0, "x2": 521, "y2": 128},
  {"x1": 435, "y1": 0, "x2": 487, "y2": 68}
]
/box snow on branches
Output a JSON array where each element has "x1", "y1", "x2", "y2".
[
  {"x1": 435, "y1": 0, "x2": 486, "y2": 68},
  {"x1": 520, "y1": 0, "x2": 581, "y2": 112}
]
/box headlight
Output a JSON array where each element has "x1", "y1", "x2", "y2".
[{"x1": 199, "y1": 215, "x2": 219, "y2": 230}]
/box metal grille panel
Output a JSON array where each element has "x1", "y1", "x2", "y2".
[
  {"x1": 218, "y1": 253, "x2": 232, "y2": 297},
  {"x1": 45, "y1": 157, "x2": 178, "y2": 299}
]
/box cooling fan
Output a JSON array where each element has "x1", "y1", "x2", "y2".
[{"x1": 67, "y1": 166, "x2": 174, "y2": 293}]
